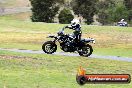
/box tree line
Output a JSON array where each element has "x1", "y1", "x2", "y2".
[{"x1": 29, "y1": 0, "x2": 132, "y2": 25}]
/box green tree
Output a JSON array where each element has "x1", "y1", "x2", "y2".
[
  {"x1": 58, "y1": 8, "x2": 74, "y2": 24},
  {"x1": 97, "y1": 11, "x2": 110, "y2": 25},
  {"x1": 97, "y1": 0, "x2": 115, "y2": 25},
  {"x1": 124, "y1": 0, "x2": 132, "y2": 10},
  {"x1": 97, "y1": 0, "x2": 129, "y2": 25},
  {"x1": 30, "y1": 0, "x2": 60, "y2": 23},
  {"x1": 124, "y1": 0, "x2": 132, "y2": 22},
  {"x1": 109, "y1": 5, "x2": 129, "y2": 22},
  {"x1": 72, "y1": 0, "x2": 98, "y2": 24}
]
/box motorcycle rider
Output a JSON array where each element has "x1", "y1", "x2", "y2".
[
  {"x1": 65, "y1": 19, "x2": 82, "y2": 42},
  {"x1": 118, "y1": 19, "x2": 128, "y2": 26}
]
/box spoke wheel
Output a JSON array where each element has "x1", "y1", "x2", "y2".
[
  {"x1": 42, "y1": 41, "x2": 57, "y2": 54},
  {"x1": 79, "y1": 44, "x2": 93, "y2": 57}
]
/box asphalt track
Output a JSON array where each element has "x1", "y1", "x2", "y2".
[{"x1": 0, "y1": 48, "x2": 132, "y2": 62}]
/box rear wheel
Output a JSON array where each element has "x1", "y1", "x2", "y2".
[
  {"x1": 42, "y1": 41, "x2": 57, "y2": 54},
  {"x1": 78, "y1": 44, "x2": 93, "y2": 57}
]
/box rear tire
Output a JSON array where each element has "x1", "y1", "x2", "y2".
[
  {"x1": 42, "y1": 41, "x2": 57, "y2": 54},
  {"x1": 78, "y1": 44, "x2": 93, "y2": 57}
]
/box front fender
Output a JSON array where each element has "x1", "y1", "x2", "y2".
[
  {"x1": 47, "y1": 35, "x2": 58, "y2": 43},
  {"x1": 47, "y1": 35, "x2": 57, "y2": 38}
]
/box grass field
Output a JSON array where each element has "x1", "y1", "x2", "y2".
[
  {"x1": 0, "y1": 12, "x2": 31, "y2": 21},
  {"x1": 0, "y1": 15, "x2": 132, "y2": 57},
  {"x1": 0, "y1": 0, "x2": 30, "y2": 8},
  {"x1": 0, "y1": 50, "x2": 132, "y2": 88},
  {"x1": 0, "y1": 14, "x2": 132, "y2": 88}
]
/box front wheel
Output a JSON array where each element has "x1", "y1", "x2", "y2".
[
  {"x1": 42, "y1": 41, "x2": 57, "y2": 54},
  {"x1": 78, "y1": 44, "x2": 93, "y2": 57}
]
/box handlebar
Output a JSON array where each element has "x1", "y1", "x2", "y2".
[
  {"x1": 58, "y1": 25, "x2": 72, "y2": 36},
  {"x1": 59, "y1": 26, "x2": 68, "y2": 33}
]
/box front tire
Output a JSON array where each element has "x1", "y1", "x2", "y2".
[
  {"x1": 42, "y1": 41, "x2": 57, "y2": 54},
  {"x1": 78, "y1": 44, "x2": 93, "y2": 57}
]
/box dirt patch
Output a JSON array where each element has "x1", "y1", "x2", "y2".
[
  {"x1": 10, "y1": 12, "x2": 31, "y2": 21},
  {"x1": 16, "y1": 0, "x2": 31, "y2": 7},
  {"x1": 83, "y1": 34, "x2": 112, "y2": 41},
  {"x1": 0, "y1": 55, "x2": 32, "y2": 60}
]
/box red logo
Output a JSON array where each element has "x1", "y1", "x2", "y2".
[{"x1": 76, "y1": 66, "x2": 131, "y2": 85}]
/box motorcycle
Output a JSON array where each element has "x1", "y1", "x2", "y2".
[
  {"x1": 42, "y1": 26, "x2": 95, "y2": 57},
  {"x1": 117, "y1": 22, "x2": 128, "y2": 27}
]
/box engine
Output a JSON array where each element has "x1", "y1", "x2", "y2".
[
  {"x1": 58, "y1": 34, "x2": 76, "y2": 52},
  {"x1": 60, "y1": 37, "x2": 76, "y2": 52},
  {"x1": 60, "y1": 42, "x2": 76, "y2": 52}
]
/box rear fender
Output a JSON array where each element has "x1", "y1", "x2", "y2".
[{"x1": 81, "y1": 38, "x2": 95, "y2": 44}]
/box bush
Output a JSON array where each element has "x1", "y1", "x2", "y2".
[
  {"x1": 72, "y1": 0, "x2": 98, "y2": 25},
  {"x1": 30, "y1": 0, "x2": 59, "y2": 23},
  {"x1": 58, "y1": 8, "x2": 74, "y2": 24}
]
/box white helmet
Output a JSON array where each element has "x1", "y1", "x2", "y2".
[
  {"x1": 121, "y1": 19, "x2": 124, "y2": 22},
  {"x1": 71, "y1": 19, "x2": 80, "y2": 27}
]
